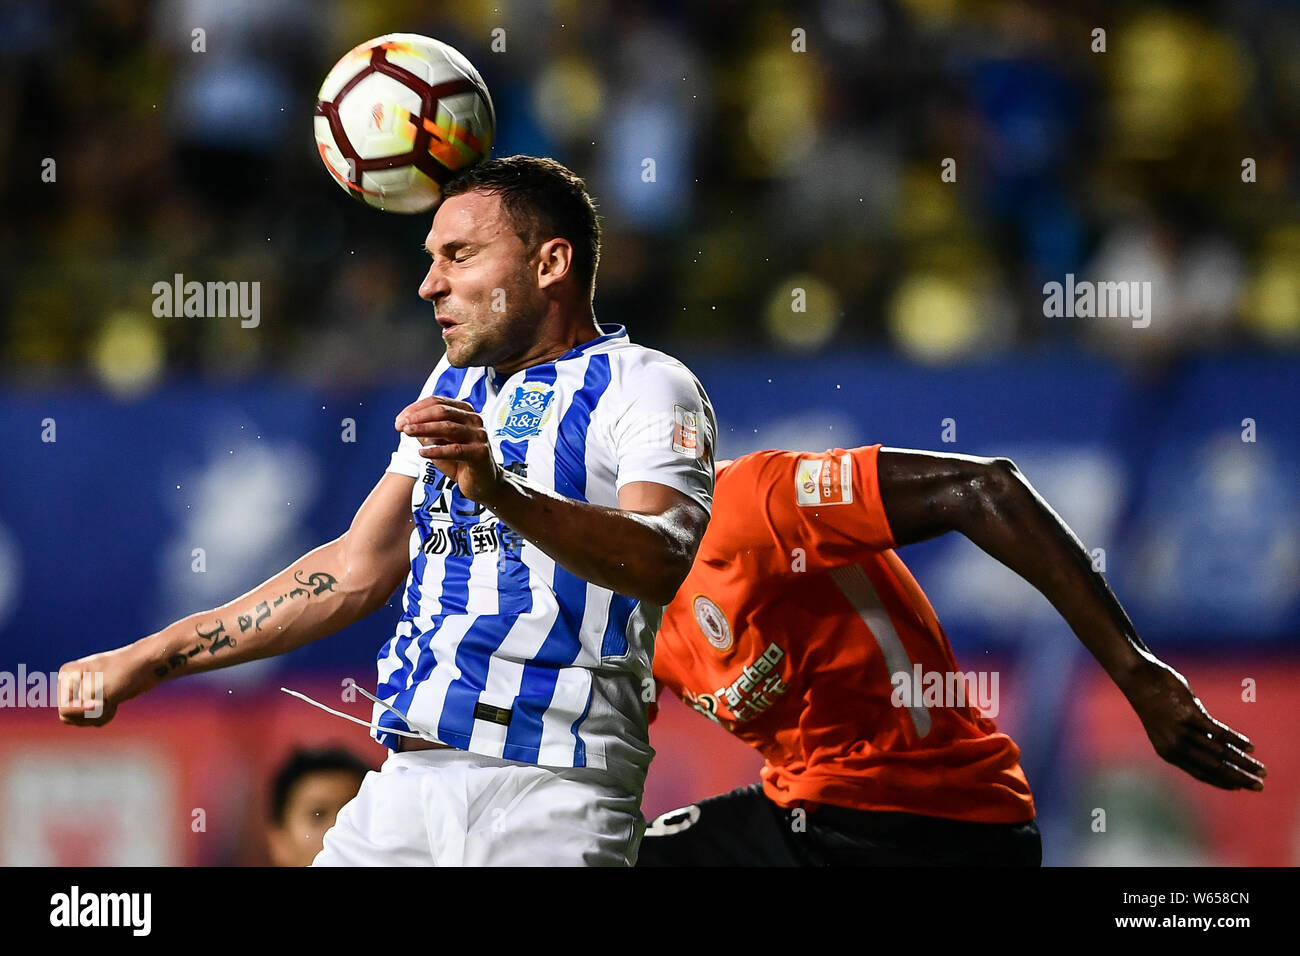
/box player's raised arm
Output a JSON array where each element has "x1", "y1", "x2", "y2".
[
  {"x1": 57, "y1": 471, "x2": 416, "y2": 727},
  {"x1": 396, "y1": 394, "x2": 710, "y2": 606},
  {"x1": 875, "y1": 447, "x2": 1267, "y2": 793}
]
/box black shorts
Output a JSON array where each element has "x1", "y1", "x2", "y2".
[{"x1": 635, "y1": 784, "x2": 1041, "y2": 866}]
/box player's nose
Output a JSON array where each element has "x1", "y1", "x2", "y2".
[{"x1": 419, "y1": 262, "x2": 450, "y2": 301}]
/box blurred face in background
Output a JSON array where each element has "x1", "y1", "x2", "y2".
[
  {"x1": 267, "y1": 769, "x2": 364, "y2": 867},
  {"x1": 419, "y1": 190, "x2": 548, "y2": 370}
]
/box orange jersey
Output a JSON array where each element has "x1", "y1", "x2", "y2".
[{"x1": 652, "y1": 445, "x2": 1035, "y2": 824}]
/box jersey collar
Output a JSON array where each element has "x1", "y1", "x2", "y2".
[
  {"x1": 557, "y1": 323, "x2": 627, "y2": 361},
  {"x1": 486, "y1": 323, "x2": 627, "y2": 391}
]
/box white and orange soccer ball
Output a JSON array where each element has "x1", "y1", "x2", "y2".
[{"x1": 313, "y1": 33, "x2": 496, "y2": 214}]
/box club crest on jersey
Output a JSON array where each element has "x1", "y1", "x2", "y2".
[
  {"x1": 693, "y1": 594, "x2": 732, "y2": 651},
  {"x1": 496, "y1": 384, "x2": 556, "y2": 440}
]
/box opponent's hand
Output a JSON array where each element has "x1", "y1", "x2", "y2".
[
  {"x1": 57, "y1": 644, "x2": 153, "y2": 727},
  {"x1": 395, "y1": 396, "x2": 505, "y2": 506},
  {"x1": 1124, "y1": 659, "x2": 1266, "y2": 791}
]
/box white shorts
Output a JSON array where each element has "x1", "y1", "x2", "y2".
[{"x1": 312, "y1": 749, "x2": 645, "y2": 867}]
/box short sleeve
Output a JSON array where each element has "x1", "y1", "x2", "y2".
[
  {"x1": 386, "y1": 430, "x2": 425, "y2": 478},
  {"x1": 711, "y1": 445, "x2": 896, "y2": 576},
  {"x1": 385, "y1": 364, "x2": 446, "y2": 478},
  {"x1": 607, "y1": 358, "x2": 716, "y2": 514}
]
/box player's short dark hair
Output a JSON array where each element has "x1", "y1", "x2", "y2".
[
  {"x1": 443, "y1": 155, "x2": 602, "y2": 299},
  {"x1": 268, "y1": 747, "x2": 369, "y2": 824}
]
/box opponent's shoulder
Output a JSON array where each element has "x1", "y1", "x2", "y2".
[{"x1": 717, "y1": 448, "x2": 791, "y2": 483}]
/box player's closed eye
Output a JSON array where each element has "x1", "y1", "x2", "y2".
[{"x1": 425, "y1": 245, "x2": 473, "y2": 263}]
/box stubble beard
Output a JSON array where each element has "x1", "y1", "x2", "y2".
[{"x1": 444, "y1": 285, "x2": 539, "y2": 370}]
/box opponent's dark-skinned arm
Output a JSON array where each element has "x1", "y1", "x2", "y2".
[
  {"x1": 876, "y1": 448, "x2": 1266, "y2": 792},
  {"x1": 395, "y1": 396, "x2": 708, "y2": 606}
]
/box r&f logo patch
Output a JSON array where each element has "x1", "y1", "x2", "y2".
[{"x1": 496, "y1": 384, "x2": 556, "y2": 440}]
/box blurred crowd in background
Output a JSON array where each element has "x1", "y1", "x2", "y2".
[{"x1": 2, "y1": 0, "x2": 1298, "y2": 394}]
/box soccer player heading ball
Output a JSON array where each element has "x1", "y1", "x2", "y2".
[{"x1": 59, "y1": 156, "x2": 717, "y2": 866}]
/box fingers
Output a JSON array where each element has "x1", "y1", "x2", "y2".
[
  {"x1": 395, "y1": 396, "x2": 476, "y2": 430},
  {"x1": 1199, "y1": 733, "x2": 1267, "y2": 780},
  {"x1": 57, "y1": 666, "x2": 108, "y2": 725},
  {"x1": 404, "y1": 421, "x2": 485, "y2": 447},
  {"x1": 1184, "y1": 710, "x2": 1266, "y2": 777},
  {"x1": 1172, "y1": 744, "x2": 1264, "y2": 791},
  {"x1": 1181, "y1": 732, "x2": 1266, "y2": 789},
  {"x1": 393, "y1": 396, "x2": 489, "y2": 462},
  {"x1": 58, "y1": 668, "x2": 85, "y2": 715},
  {"x1": 418, "y1": 443, "x2": 475, "y2": 461},
  {"x1": 1149, "y1": 678, "x2": 1266, "y2": 789},
  {"x1": 1203, "y1": 713, "x2": 1255, "y2": 753},
  {"x1": 1177, "y1": 757, "x2": 1236, "y2": 791},
  {"x1": 1165, "y1": 732, "x2": 1265, "y2": 791}
]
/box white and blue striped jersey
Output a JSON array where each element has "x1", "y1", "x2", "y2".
[{"x1": 376, "y1": 324, "x2": 716, "y2": 782}]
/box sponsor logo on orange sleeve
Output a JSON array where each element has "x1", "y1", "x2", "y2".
[{"x1": 795, "y1": 454, "x2": 853, "y2": 506}]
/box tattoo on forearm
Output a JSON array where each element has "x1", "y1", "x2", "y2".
[
  {"x1": 154, "y1": 619, "x2": 233, "y2": 678},
  {"x1": 198, "y1": 619, "x2": 236, "y2": 654},
  {"x1": 152, "y1": 570, "x2": 338, "y2": 678}
]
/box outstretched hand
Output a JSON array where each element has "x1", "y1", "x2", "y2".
[{"x1": 1124, "y1": 660, "x2": 1266, "y2": 791}]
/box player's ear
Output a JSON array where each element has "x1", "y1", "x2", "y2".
[{"x1": 535, "y1": 237, "x2": 573, "y2": 291}]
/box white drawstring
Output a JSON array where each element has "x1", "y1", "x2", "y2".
[{"x1": 279, "y1": 685, "x2": 443, "y2": 743}]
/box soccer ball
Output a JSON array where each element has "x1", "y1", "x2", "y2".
[{"x1": 313, "y1": 33, "x2": 496, "y2": 214}]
